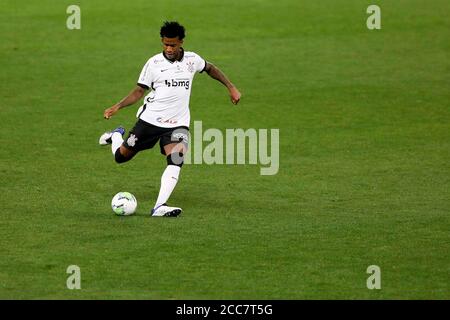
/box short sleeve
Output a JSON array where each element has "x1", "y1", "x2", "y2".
[
  {"x1": 137, "y1": 60, "x2": 153, "y2": 89},
  {"x1": 195, "y1": 53, "x2": 207, "y2": 73}
]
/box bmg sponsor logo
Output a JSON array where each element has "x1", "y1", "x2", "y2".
[{"x1": 165, "y1": 79, "x2": 190, "y2": 89}]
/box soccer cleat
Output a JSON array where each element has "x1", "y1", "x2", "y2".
[
  {"x1": 99, "y1": 126, "x2": 125, "y2": 145},
  {"x1": 151, "y1": 204, "x2": 182, "y2": 217}
]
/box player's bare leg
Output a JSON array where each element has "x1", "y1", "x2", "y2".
[
  {"x1": 99, "y1": 126, "x2": 136, "y2": 163},
  {"x1": 151, "y1": 142, "x2": 186, "y2": 217},
  {"x1": 114, "y1": 145, "x2": 136, "y2": 163}
]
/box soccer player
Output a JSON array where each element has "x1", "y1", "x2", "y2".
[{"x1": 99, "y1": 21, "x2": 241, "y2": 217}]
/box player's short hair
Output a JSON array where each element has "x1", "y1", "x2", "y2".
[{"x1": 160, "y1": 21, "x2": 185, "y2": 40}]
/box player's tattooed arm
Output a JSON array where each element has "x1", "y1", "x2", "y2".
[
  {"x1": 205, "y1": 62, "x2": 241, "y2": 105},
  {"x1": 103, "y1": 86, "x2": 146, "y2": 119}
]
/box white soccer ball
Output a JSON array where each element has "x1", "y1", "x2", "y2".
[{"x1": 111, "y1": 192, "x2": 137, "y2": 216}]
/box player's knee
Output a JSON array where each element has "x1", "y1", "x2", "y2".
[
  {"x1": 114, "y1": 149, "x2": 130, "y2": 164},
  {"x1": 167, "y1": 152, "x2": 184, "y2": 167}
]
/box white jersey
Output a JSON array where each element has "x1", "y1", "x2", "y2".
[{"x1": 136, "y1": 50, "x2": 206, "y2": 128}]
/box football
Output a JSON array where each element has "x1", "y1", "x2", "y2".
[{"x1": 111, "y1": 192, "x2": 137, "y2": 216}]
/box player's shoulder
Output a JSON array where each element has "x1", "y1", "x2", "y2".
[
  {"x1": 183, "y1": 51, "x2": 203, "y2": 60},
  {"x1": 143, "y1": 53, "x2": 166, "y2": 67}
]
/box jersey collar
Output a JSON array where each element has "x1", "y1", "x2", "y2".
[{"x1": 163, "y1": 48, "x2": 184, "y2": 63}]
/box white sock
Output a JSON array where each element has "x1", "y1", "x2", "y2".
[
  {"x1": 111, "y1": 132, "x2": 123, "y2": 155},
  {"x1": 154, "y1": 165, "x2": 181, "y2": 208}
]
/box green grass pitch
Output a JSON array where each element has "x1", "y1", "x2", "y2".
[{"x1": 0, "y1": 0, "x2": 449, "y2": 299}]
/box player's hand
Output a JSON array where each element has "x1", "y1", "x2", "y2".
[
  {"x1": 229, "y1": 87, "x2": 241, "y2": 105},
  {"x1": 103, "y1": 105, "x2": 120, "y2": 119}
]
